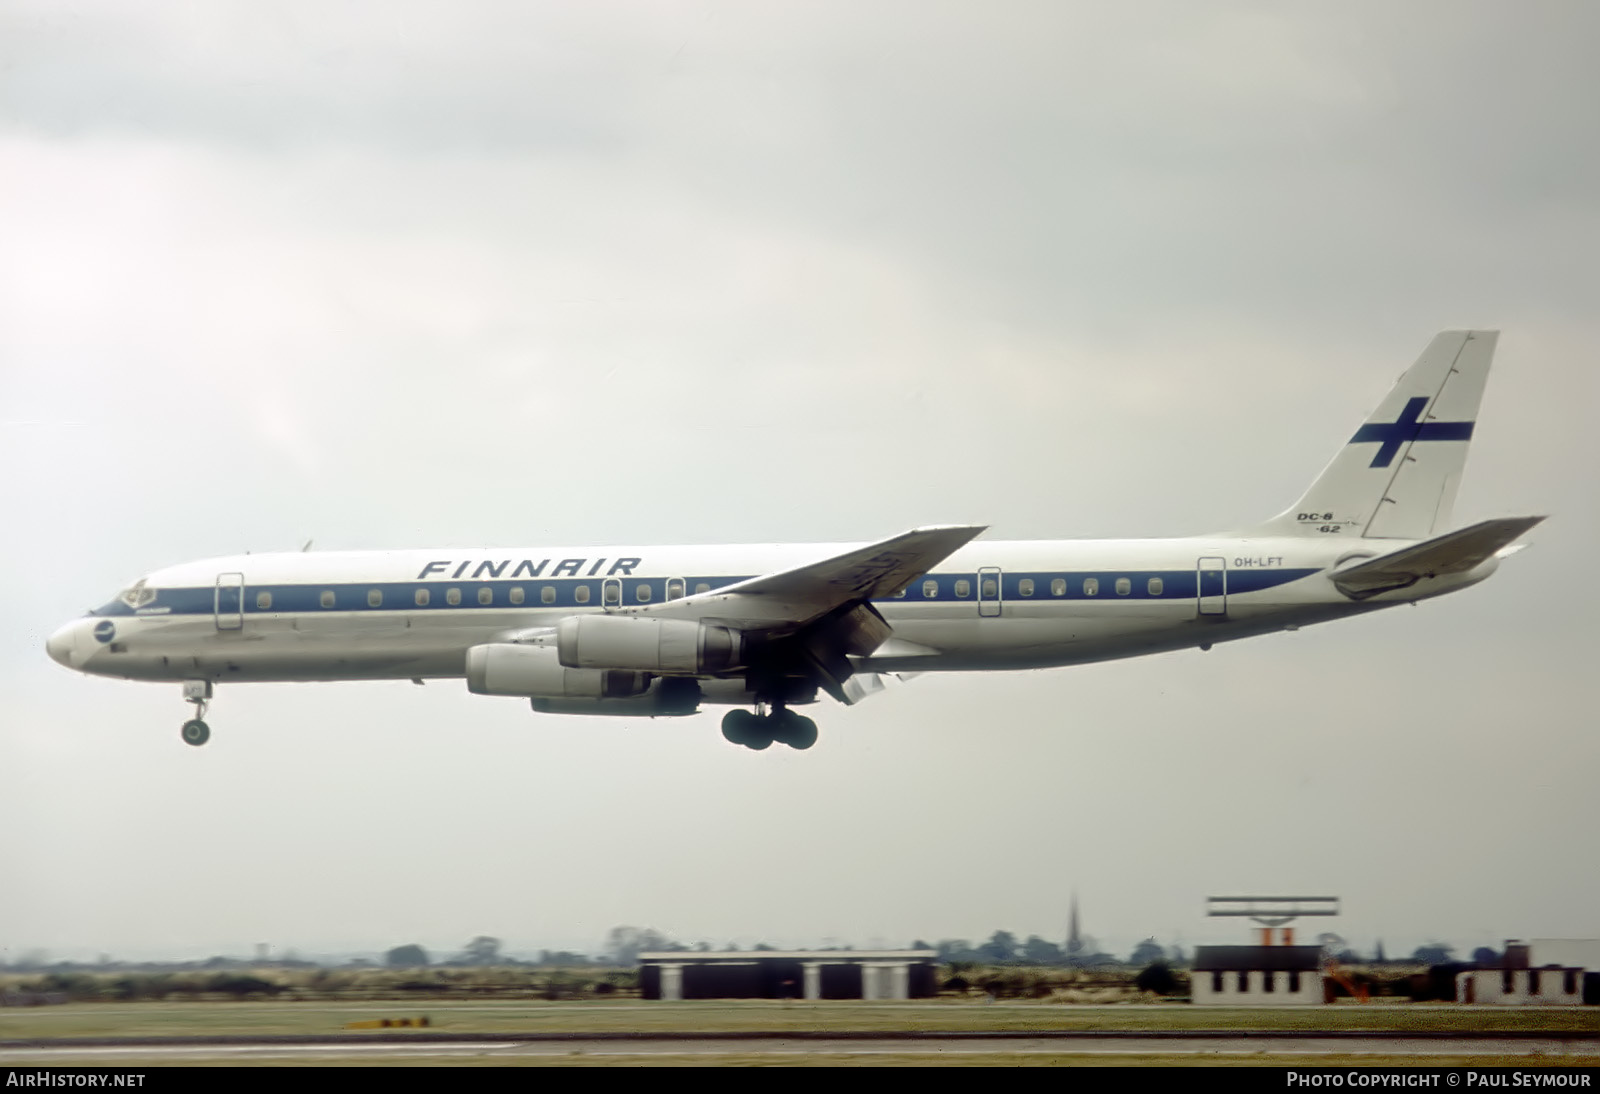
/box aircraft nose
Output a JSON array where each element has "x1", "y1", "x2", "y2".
[{"x1": 46, "y1": 621, "x2": 83, "y2": 668}]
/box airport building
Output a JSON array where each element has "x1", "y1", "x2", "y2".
[
  {"x1": 639, "y1": 950, "x2": 939, "y2": 1001},
  {"x1": 1455, "y1": 940, "x2": 1600, "y2": 1006},
  {"x1": 1190, "y1": 945, "x2": 1325, "y2": 1005}
]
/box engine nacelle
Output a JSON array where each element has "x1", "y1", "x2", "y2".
[
  {"x1": 531, "y1": 678, "x2": 702, "y2": 717},
  {"x1": 465, "y1": 642, "x2": 648, "y2": 699},
  {"x1": 556, "y1": 614, "x2": 743, "y2": 674}
]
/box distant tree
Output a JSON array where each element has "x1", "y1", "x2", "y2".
[
  {"x1": 1411, "y1": 943, "x2": 1455, "y2": 966},
  {"x1": 1134, "y1": 960, "x2": 1180, "y2": 995},
  {"x1": 536, "y1": 950, "x2": 591, "y2": 966},
  {"x1": 752, "y1": 943, "x2": 777, "y2": 952},
  {"x1": 604, "y1": 927, "x2": 674, "y2": 965},
  {"x1": 936, "y1": 940, "x2": 980, "y2": 964},
  {"x1": 978, "y1": 931, "x2": 1019, "y2": 963},
  {"x1": 1021, "y1": 936, "x2": 1065, "y2": 965},
  {"x1": 459, "y1": 936, "x2": 502, "y2": 966},
  {"x1": 385, "y1": 945, "x2": 429, "y2": 969},
  {"x1": 1128, "y1": 938, "x2": 1166, "y2": 966},
  {"x1": 1471, "y1": 946, "x2": 1500, "y2": 967},
  {"x1": 207, "y1": 974, "x2": 284, "y2": 999}
]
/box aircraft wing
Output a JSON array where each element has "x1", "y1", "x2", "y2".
[
  {"x1": 1331, "y1": 516, "x2": 1545, "y2": 599},
  {"x1": 648, "y1": 524, "x2": 987, "y2": 631}
]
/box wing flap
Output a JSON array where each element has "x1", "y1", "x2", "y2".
[
  {"x1": 648, "y1": 524, "x2": 986, "y2": 630},
  {"x1": 1331, "y1": 516, "x2": 1545, "y2": 599}
]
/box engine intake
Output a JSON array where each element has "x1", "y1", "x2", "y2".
[
  {"x1": 465, "y1": 643, "x2": 648, "y2": 699},
  {"x1": 556, "y1": 615, "x2": 743, "y2": 674}
]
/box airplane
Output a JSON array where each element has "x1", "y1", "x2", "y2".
[{"x1": 46, "y1": 330, "x2": 1542, "y2": 752}]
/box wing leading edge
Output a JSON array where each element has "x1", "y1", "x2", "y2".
[{"x1": 644, "y1": 524, "x2": 987, "y2": 631}]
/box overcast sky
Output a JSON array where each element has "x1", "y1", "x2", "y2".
[{"x1": 2, "y1": 1, "x2": 1596, "y2": 965}]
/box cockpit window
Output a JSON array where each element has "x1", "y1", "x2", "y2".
[{"x1": 120, "y1": 580, "x2": 156, "y2": 609}]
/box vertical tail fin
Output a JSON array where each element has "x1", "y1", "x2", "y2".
[{"x1": 1247, "y1": 331, "x2": 1496, "y2": 540}]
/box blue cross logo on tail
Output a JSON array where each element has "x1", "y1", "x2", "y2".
[{"x1": 1348, "y1": 396, "x2": 1475, "y2": 468}]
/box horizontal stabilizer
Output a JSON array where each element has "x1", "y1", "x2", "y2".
[{"x1": 1331, "y1": 516, "x2": 1545, "y2": 599}]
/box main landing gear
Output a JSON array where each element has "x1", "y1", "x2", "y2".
[
  {"x1": 181, "y1": 680, "x2": 213, "y2": 747},
  {"x1": 721, "y1": 707, "x2": 819, "y2": 751}
]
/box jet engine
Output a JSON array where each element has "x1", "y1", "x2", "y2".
[
  {"x1": 465, "y1": 642, "x2": 648, "y2": 699},
  {"x1": 531, "y1": 677, "x2": 702, "y2": 717},
  {"x1": 556, "y1": 615, "x2": 743, "y2": 674}
]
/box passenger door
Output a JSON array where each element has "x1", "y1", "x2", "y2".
[
  {"x1": 1197, "y1": 557, "x2": 1227, "y2": 616},
  {"x1": 977, "y1": 566, "x2": 1003, "y2": 617},
  {"x1": 214, "y1": 572, "x2": 244, "y2": 631}
]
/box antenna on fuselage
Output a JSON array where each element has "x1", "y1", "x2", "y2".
[{"x1": 301, "y1": 539, "x2": 314, "y2": 552}]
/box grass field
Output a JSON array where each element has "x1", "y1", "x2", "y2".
[
  {"x1": 4, "y1": 1051, "x2": 1593, "y2": 1068},
  {"x1": 4, "y1": 998, "x2": 1599, "y2": 1041},
  {"x1": 5, "y1": 1000, "x2": 1598, "y2": 1066}
]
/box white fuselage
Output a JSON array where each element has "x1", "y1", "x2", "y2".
[{"x1": 45, "y1": 534, "x2": 1495, "y2": 695}]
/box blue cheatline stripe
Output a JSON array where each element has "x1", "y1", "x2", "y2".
[{"x1": 92, "y1": 567, "x2": 1322, "y2": 618}]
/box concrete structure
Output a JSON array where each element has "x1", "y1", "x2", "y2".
[
  {"x1": 1191, "y1": 945, "x2": 1324, "y2": 1005},
  {"x1": 1456, "y1": 941, "x2": 1598, "y2": 1006},
  {"x1": 639, "y1": 950, "x2": 938, "y2": 1001},
  {"x1": 1530, "y1": 940, "x2": 1600, "y2": 971}
]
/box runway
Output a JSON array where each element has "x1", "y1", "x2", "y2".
[{"x1": 5, "y1": 1031, "x2": 1599, "y2": 1065}]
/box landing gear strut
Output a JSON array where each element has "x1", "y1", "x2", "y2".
[
  {"x1": 181, "y1": 680, "x2": 213, "y2": 747},
  {"x1": 720, "y1": 707, "x2": 818, "y2": 751}
]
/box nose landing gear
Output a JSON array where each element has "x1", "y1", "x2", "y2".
[{"x1": 181, "y1": 680, "x2": 213, "y2": 747}]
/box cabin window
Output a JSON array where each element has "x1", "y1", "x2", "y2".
[
  {"x1": 667, "y1": 578, "x2": 685, "y2": 601},
  {"x1": 981, "y1": 578, "x2": 998, "y2": 599},
  {"x1": 892, "y1": 587, "x2": 906, "y2": 598},
  {"x1": 603, "y1": 582, "x2": 620, "y2": 607},
  {"x1": 695, "y1": 582, "x2": 711, "y2": 595},
  {"x1": 541, "y1": 586, "x2": 556, "y2": 605},
  {"x1": 923, "y1": 579, "x2": 938, "y2": 598},
  {"x1": 954, "y1": 579, "x2": 970, "y2": 598},
  {"x1": 255, "y1": 591, "x2": 272, "y2": 610},
  {"x1": 367, "y1": 589, "x2": 383, "y2": 608},
  {"x1": 1083, "y1": 578, "x2": 1099, "y2": 596},
  {"x1": 446, "y1": 588, "x2": 461, "y2": 606},
  {"x1": 1051, "y1": 578, "x2": 1066, "y2": 597},
  {"x1": 1019, "y1": 578, "x2": 1034, "y2": 597},
  {"x1": 574, "y1": 585, "x2": 591, "y2": 604},
  {"x1": 637, "y1": 583, "x2": 652, "y2": 603},
  {"x1": 478, "y1": 587, "x2": 493, "y2": 606},
  {"x1": 320, "y1": 590, "x2": 335, "y2": 609},
  {"x1": 414, "y1": 589, "x2": 430, "y2": 607},
  {"x1": 1115, "y1": 577, "x2": 1131, "y2": 596},
  {"x1": 1148, "y1": 577, "x2": 1163, "y2": 596},
  {"x1": 509, "y1": 587, "x2": 525, "y2": 605}
]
